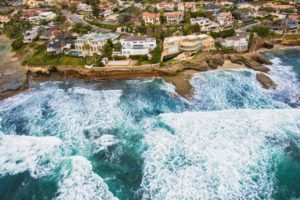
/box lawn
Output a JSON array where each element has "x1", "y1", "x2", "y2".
[
  {"x1": 26, "y1": 52, "x2": 84, "y2": 67},
  {"x1": 284, "y1": 34, "x2": 300, "y2": 41}
]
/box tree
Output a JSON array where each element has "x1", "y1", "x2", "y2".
[
  {"x1": 159, "y1": 13, "x2": 166, "y2": 25},
  {"x1": 83, "y1": 43, "x2": 90, "y2": 55},
  {"x1": 92, "y1": 6, "x2": 100, "y2": 19},
  {"x1": 102, "y1": 39, "x2": 113, "y2": 59},
  {"x1": 185, "y1": 11, "x2": 191, "y2": 24},
  {"x1": 251, "y1": 26, "x2": 270, "y2": 37},
  {"x1": 69, "y1": 4, "x2": 77, "y2": 13},
  {"x1": 150, "y1": 46, "x2": 162, "y2": 64},
  {"x1": 191, "y1": 24, "x2": 200, "y2": 33},
  {"x1": 11, "y1": 36, "x2": 24, "y2": 51}
]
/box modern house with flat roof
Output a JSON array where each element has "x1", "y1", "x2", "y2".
[
  {"x1": 23, "y1": 26, "x2": 41, "y2": 43},
  {"x1": 217, "y1": 32, "x2": 250, "y2": 52},
  {"x1": 162, "y1": 34, "x2": 215, "y2": 60},
  {"x1": 120, "y1": 35, "x2": 157, "y2": 57},
  {"x1": 75, "y1": 33, "x2": 118, "y2": 56},
  {"x1": 190, "y1": 17, "x2": 220, "y2": 32}
]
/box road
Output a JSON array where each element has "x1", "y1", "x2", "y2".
[
  {"x1": 238, "y1": 21, "x2": 261, "y2": 32},
  {"x1": 62, "y1": 10, "x2": 111, "y2": 33}
]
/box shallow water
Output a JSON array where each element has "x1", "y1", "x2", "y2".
[{"x1": 0, "y1": 48, "x2": 300, "y2": 200}]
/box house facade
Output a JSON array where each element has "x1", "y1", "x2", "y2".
[
  {"x1": 178, "y1": 2, "x2": 196, "y2": 12},
  {"x1": 218, "y1": 32, "x2": 250, "y2": 52},
  {"x1": 162, "y1": 34, "x2": 215, "y2": 60},
  {"x1": 142, "y1": 12, "x2": 160, "y2": 25},
  {"x1": 120, "y1": 35, "x2": 157, "y2": 57},
  {"x1": 156, "y1": 2, "x2": 175, "y2": 11},
  {"x1": 0, "y1": 16, "x2": 10, "y2": 29},
  {"x1": 23, "y1": 26, "x2": 41, "y2": 43},
  {"x1": 190, "y1": 17, "x2": 220, "y2": 32},
  {"x1": 215, "y1": 12, "x2": 234, "y2": 28},
  {"x1": 22, "y1": 0, "x2": 56, "y2": 7},
  {"x1": 164, "y1": 12, "x2": 184, "y2": 24},
  {"x1": 75, "y1": 33, "x2": 118, "y2": 56}
]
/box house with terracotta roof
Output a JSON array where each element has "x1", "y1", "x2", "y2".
[
  {"x1": 215, "y1": 12, "x2": 234, "y2": 28},
  {"x1": 156, "y1": 2, "x2": 175, "y2": 11},
  {"x1": 142, "y1": 12, "x2": 160, "y2": 25},
  {"x1": 0, "y1": 16, "x2": 10, "y2": 29},
  {"x1": 164, "y1": 11, "x2": 184, "y2": 24},
  {"x1": 178, "y1": 2, "x2": 196, "y2": 12},
  {"x1": 22, "y1": 0, "x2": 56, "y2": 8}
]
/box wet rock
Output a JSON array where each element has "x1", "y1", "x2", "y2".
[
  {"x1": 243, "y1": 57, "x2": 270, "y2": 73},
  {"x1": 256, "y1": 73, "x2": 277, "y2": 89},
  {"x1": 0, "y1": 67, "x2": 27, "y2": 93},
  {"x1": 228, "y1": 54, "x2": 244, "y2": 65},
  {"x1": 157, "y1": 60, "x2": 208, "y2": 76},
  {"x1": 206, "y1": 54, "x2": 225, "y2": 69},
  {"x1": 263, "y1": 42, "x2": 274, "y2": 49},
  {"x1": 251, "y1": 53, "x2": 272, "y2": 65},
  {"x1": 229, "y1": 54, "x2": 270, "y2": 73}
]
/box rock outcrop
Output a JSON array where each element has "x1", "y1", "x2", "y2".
[
  {"x1": 250, "y1": 53, "x2": 272, "y2": 65},
  {"x1": 206, "y1": 54, "x2": 225, "y2": 69},
  {"x1": 0, "y1": 47, "x2": 28, "y2": 96},
  {"x1": 229, "y1": 54, "x2": 270, "y2": 73},
  {"x1": 256, "y1": 73, "x2": 277, "y2": 89}
]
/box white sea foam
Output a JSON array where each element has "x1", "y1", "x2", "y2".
[
  {"x1": 0, "y1": 134, "x2": 61, "y2": 178},
  {"x1": 56, "y1": 156, "x2": 117, "y2": 200},
  {"x1": 267, "y1": 57, "x2": 300, "y2": 105},
  {"x1": 141, "y1": 109, "x2": 300, "y2": 200},
  {"x1": 0, "y1": 84, "x2": 126, "y2": 156},
  {"x1": 93, "y1": 134, "x2": 119, "y2": 153}
]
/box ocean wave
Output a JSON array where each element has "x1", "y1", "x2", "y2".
[
  {"x1": 0, "y1": 134, "x2": 61, "y2": 178},
  {"x1": 0, "y1": 84, "x2": 126, "y2": 157},
  {"x1": 55, "y1": 156, "x2": 117, "y2": 200},
  {"x1": 141, "y1": 109, "x2": 300, "y2": 200},
  {"x1": 190, "y1": 70, "x2": 288, "y2": 110},
  {"x1": 267, "y1": 57, "x2": 300, "y2": 107}
]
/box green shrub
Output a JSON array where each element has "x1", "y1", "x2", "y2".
[{"x1": 11, "y1": 37, "x2": 24, "y2": 51}]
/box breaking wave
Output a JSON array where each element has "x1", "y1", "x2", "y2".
[{"x1": 141, "y1": 109, "x2": 300, "y2": 200}]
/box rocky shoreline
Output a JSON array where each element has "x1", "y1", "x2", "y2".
[{"x1": 0, "y1": 35, "x2": 297, "y2": 99}]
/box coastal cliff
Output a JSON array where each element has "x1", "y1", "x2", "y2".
[
  {"x1": 0, "y1": 40, "x2": 28, "y2": 99},
  {"x1": 0, "y1": 35, "x2": 290, "y2": 99}
]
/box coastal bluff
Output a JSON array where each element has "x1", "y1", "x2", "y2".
[{"x1": 23, "y1": 52, "x2": 276, "y2": 98}]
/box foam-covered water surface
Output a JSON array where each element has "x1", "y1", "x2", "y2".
[
  {"x1": 140, "y1": 109, "x2": 300, "y2": 200},
  {"x1": 0, "y1": 48, "x2": 300, "y2": 200}
]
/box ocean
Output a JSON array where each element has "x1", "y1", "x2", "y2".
[{"x1": 0, "y1": 48, "x2": 299, "y2": 200}]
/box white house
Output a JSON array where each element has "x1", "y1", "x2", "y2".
[
  {"x1": 218, "y1": 32, "x2": 250, "y2": 52},
  {"x1": 190, "y1": 17, "x2": 220, "y2": 32},
  {"x1": 120, "y1": 35, "x2": 157, "y2": 57},
  {"x1": 75, "y1": 33, "x2": 118, "y2": 56},
  {"x1": 0, "y1": 16, "x2": 10, "y2": 29},
  {"x1": 178, "y1": 2, "x2": 196, "y2": 12},
  {"x1": 29, "y1": 11, "x2": 57, "y2": 23},
  {"x1": 237, "y1": 3, "x2": 254, "y2": 9},
  {"x1": 156, "y1": 2, "x2": 175, "y2": 11},
  {"x1": 23, "y1": 26, "x2": 41, "y2": 43},
  {"x1": 77, "y1": 3, "x2": 92, "y2": 12}
]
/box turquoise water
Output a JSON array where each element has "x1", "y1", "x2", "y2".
[{"x1": 0, "y1": 49, "x2": 300, "y2": 200}]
